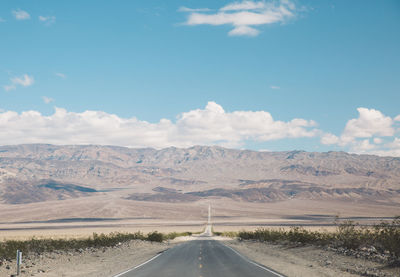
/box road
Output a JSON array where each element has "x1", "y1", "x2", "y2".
[
  {"x1": 114, "y1": 206, "x2": 284, "y2": 277},
  {"x1": 114, "y1": 238, "x2": 284, "y2": 277}
]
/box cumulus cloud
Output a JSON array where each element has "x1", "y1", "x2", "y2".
[
  {"x1": 12, "y1": 9, "x2": 30, "y2": 20},
  {"x1": 0, "y1": 102, "x2": 318, "y2": 148},
  {"x1": 39, "y1": 15, "x2": 56, "y2": 25},
  {"x1": 341, "y1": 108, "x2": 394, "y2": 143},
  {"x1": 322, "y1": 108, "x2": 395, "y2": 146},
  {"x1": 182, "y1": 0, "x2": 298, "y2": 37},
  {"x1": 3, "y1": 74, "x2": 34, "y2": 91},
  {"x1": 351, "y1": 139, "x2": 376, "y2": 152},
  {"x1": 321, "y1": 108, "x2": 400, "y2": 157},
  {"x1": 321, "y1": 133, "x2": 339, "y2": 145},
  {"x1": 362, "y1": 138, "x2": 400, "y2": 157},
  {"x1": 387, "y1": 138, "x2": 400, "y2": 151}
]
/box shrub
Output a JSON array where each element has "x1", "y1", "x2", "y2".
[
  {"x1": 163, "y1": 232, "x2": 192, "y2": 240},
  {"x1": 146, "y1": 231, "x2": 164, "y2": 242},
  {"x1": 237, "y1": 218, "x2": 400, "y2": 263},
  {"x1": 0, "y1": 231, "x2": 149, "y2": 260}
]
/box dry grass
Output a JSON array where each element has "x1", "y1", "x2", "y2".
[
  {"x1": 233, "y1": 218, "x2": 400, "y2": 263},
  {"x1": 0, "y1": 231, "x2": 192, "y2": 260}
]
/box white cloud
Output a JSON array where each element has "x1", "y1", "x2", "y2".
[
  {"x1": 351, "y1": 139, "x2": 376, "y2": 153},
  {"x1": 228, "y1": 25, "x2": 259, "y2": 36},
  {"x1": 42, "y1": 96, "x2": 54, "y2": 104},
  {"x1": 320, "y1": 107, "x2": 400, "y2": 157},
  {"x1": 395, "y1": 115, "x2": 400, "y2": 121},
  {"x1": 11, "y1": 75, "x2": 34, "y2": 87},
  {"x1": 178, "y1": 7, "x2": 212, "y2": 12},
  {"x1": 221, "y1": 1, "x2": 268, "y2": 11},
  {"x1": 270, "y1": 85, "x2": 280, "y2": 89},
  {"x1": 387, "y1": 138, "x2": 400, "y2": 149},
  {"x1": 55, "y1": 72, "x2": 66, "y2": 79},
  {"x1": 12, "y1": 9, "x2": 30, "y2": 20},
  {"x1": 363, "y1": 138, "x2": 400, "y2": 157},
  {"x1": 3, "y1": 85, "x2": 16, "y2": 92},
  {"x1": 183, "y1": 0, "x2": 298, "y2": 37},
  {"x1": 0, "y1": 102, "x2": 318, "y2": 148},
  {"x1": 0, "y1": 17, "x2": 6, "y2": 22},
  {"x1": 39, "y1": 15, "x2": 56, "y2": 25},
  {"x1": 321, "y1": 133, "x2": 339, "y2": 145},
  {"x1": 3, "y1": 74, "x2": 34, "y2": 91},
  {"x1": 340, "y1": 108, "x2": 394, "y2": 144}
]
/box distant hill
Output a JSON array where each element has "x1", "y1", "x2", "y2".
[{"x1": 1, "y1": 144, "x2": 400, "y2": 204}]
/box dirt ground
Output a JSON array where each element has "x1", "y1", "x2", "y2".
[
  {"x1": 0, "y1": 240, "x2": 171, "y2": 277},
  {"x1": 224, "y1": 239, "x2": 400, "y2": 277},
  {"x1": 1, "y1": 235, "x2": 399, "y2": 277}
]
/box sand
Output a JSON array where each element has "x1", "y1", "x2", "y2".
[
  {"x1": 0, "y1": 240, "x2": 171, "y2": 277},
  {"x1": 223, "y1": 239, "x2": 400, "y2": 277},
  {"x1": 2, "y1": 232, "x2": 399, "y2": 277}
]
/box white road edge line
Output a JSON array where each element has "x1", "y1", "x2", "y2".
[
  {"x1": 223, "y1": 244, "x2": 286, "y2": 277},
  {"x1": 112, "y1": 252, "x2": 163, "y2": 277}
]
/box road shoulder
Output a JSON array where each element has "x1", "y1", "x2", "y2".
[
  {"x1": 222, "y1": 239, "x2": 399, "y2": 277},
  {"x1": 0, "y1": 240, "x2": 172, "y2": 277}
]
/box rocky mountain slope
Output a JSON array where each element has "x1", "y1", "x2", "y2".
[{"x1": 0, "y1": 144, "x2": 399, "y2": 204}]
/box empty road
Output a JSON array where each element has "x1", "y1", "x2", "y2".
[{"x1": 114, "y1": 239, "x2": 284, "y2": 277}]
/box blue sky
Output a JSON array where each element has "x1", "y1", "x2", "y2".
[{"x1": 1, "y1": 0, "x2": 400, "y2": 155}]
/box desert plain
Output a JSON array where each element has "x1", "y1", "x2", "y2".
[{"x1": 0, "y1": 144, "x2": 399, "y2": 240}]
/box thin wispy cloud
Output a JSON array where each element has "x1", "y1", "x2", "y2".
[
  {"x1": 220, "y1": 1, "x2": 268, "y2": 11},
  {"x1": 55, "y1": 72, "x2": 66, "y2": 79},
  {"x1": 270, "y1": 85, "x2": 280, "y2": 89},
  {"x1": 0, "y1": 17, "x2": 6, "y2": 23},
  {"x1": 229, "y1": 25, "x2": 259, "y2": 36},
  {"x1": 178, "y1": 7, "x2": 212, "y2": 13},
  {"x1": 181, "y1": 0, "x2": 298, "y2": 37},
  {"x1": 3, "y1": 74, "x2": 34, "y2": 91},
  {"x1": 39, "y1": 15, "x2": 56, "y2": 25},
  {"x1": 42, "y1": 96, "x2": 54, "y2": 104},
  {"x1": 12, "y1": 9, "x2": 30, "y2": 20}
]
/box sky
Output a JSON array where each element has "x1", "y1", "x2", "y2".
[{"x1": 1, "y1": 0, "x2": 400, "y2": 156}]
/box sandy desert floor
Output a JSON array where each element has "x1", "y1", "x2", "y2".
[
  {"x1": 0, "y1": 196, "x2": 398, "y2": 276},
  {"x1": 0, "y1": 239, "x2": 171, "y2": 277},
  {"x1": 0, "y1": 196, "x2": 398, "y2": 240},
  {"x1": 225, "y1": 239, "x2": 400, "y2": 277}
]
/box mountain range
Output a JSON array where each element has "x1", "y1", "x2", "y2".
[{"x1": 1, "y1": 144, "x2": 399, "y2": 206}]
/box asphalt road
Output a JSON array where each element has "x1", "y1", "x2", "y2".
[{"x1": 115, "y1": 239, "x2": 285, "y2": 277}]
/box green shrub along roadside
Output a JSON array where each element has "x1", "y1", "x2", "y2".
[
  {"x1": 0, "y1": 231, "x2": 191, "y2": 260},
  {"x1": 236, "y1": 218, "x2": 400, "y2": 263}
]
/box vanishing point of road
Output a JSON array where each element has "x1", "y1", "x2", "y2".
[{"x1": 113, "y1": 206, "x2": 285, "y2": 277}]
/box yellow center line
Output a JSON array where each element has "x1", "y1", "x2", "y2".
[{"x1": 199, "y1": 264, "x2": 203, "y2": 269}]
